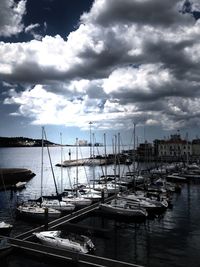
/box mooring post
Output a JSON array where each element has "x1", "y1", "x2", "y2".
[
  {"x1": 44, "y1": 207, "x2": 48, "y2": 230},
  {"x1": 101, "y1": 189, "x2": 104, "y2": 203}
]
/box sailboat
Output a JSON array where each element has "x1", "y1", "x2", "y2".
[
  {"x1": 85, "y1": 133, "x2": 125, "y2": 195},
  {"x1": 33, "y1": 230, "x2": 95, "y2": 254},
  {"x1": 16, "y1": 203, "x2": 61, "y2": 220},
  {"x1": 16, "y1": 127, "x2": 62, "y2": 220},
  {"x1": 40, "y1": 198, "x2": 75, "y2": 212},
  {"x1": 79, "y1": 187, "x2": 102, "y2": 202},
  {"x1": 100, "y1": 198, "x2": 148, "y2": 218},
  {"x1": 62, "y1": 138, "x2": 92, "y2": 208},
  {"x1": 99, "y1": 134, "x2": 148, "y2": 219}
]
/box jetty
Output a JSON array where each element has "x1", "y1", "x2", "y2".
[
  {"x1": 7, "y1": 236, "x2": 143, "y2": 267},
  {"x1": 0, "y1": 168, "x2": 35, "y2": 190},
  {"x1": 56, "y1": 153, "x2": 129, "y2": 167}
]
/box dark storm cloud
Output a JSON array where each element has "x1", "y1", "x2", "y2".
[
  {"x1": 81, "y1": 0, "x2": 192, "y2": 27},
  {"x1": 1, "y1": 0, "x2": 200, "y2": 134},
  {"x1": 142, "y1": 38, "x2": 200, "y2": 81}
]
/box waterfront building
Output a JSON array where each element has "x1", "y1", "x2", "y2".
[
  {"x1": 156, "y1": 134, "x2": 192, "y2": 161},
  {"x1": 192, "y1": 139, "x2": 200, "y2": 160},
  {"x1": 78, "y1": 139, "x2": 88, "y2": 146},
  {"x1": 136, "y1": 141, "x2": 154, "y2": 161}
]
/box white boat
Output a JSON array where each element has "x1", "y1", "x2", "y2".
[
  {"x1": 118, "y1": 192, "x2": 168, "y2": 213},
  {"x1": 62, "y1": 191, "x2": 92, "y2": 208},
  {"x1": 62, "y1": 138, "x2": 93, "y2": 208},
  {"x1": 80, "y1": 188, "x2": 103, "y2": 202},
  {"x1": 33, "y1": 231, "x2": 95, "y2": 254},
  {"x1": 87, "y1": 182, "x2": 124, "y2": 194},
  {"x1": 40, "y1": 199, "x2": 75, "y2": 212},
  {"x1": 15, "y1": 181, "x2": 26, "y2": 189},
  {"x1": 100, "y1": 198, "x2": 148, "y2": 218},
  {"x1": 0, "y1": 221, "x2": 13, "y2": 236},
  {"x1": 17, "y1": 204, "x2": 61, "y2": 220}
]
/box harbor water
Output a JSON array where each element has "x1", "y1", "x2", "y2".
[{"x1": 1, "y1": 147, "x2": 200, "y2": 267}]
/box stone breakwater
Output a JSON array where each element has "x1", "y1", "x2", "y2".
[{"x1": 0, "y1": 168, "x2": 35, "y2": 190}]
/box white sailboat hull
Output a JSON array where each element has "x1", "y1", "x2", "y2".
[
  {"x1": 62, "y1": 197, "x2": 92, "y2": 208},
  {"x1": 17, "y1": 205, "x2": 61, "y2": 220},
  {"x1": 100, "y1": 199, "x2": 148, "y2": 217},
  {"x1": 41, "y1": 200, "x2": 75, "y2": 212}
]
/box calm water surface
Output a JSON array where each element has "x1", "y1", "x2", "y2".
[{"x1": 1, "y1": 147, "x2": 200, "y2": 267}]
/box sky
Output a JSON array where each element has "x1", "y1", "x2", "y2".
[{"x1": 0, "y1": 0, "x2": 200, "y2": 145}]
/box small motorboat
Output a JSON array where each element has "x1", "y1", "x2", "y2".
[
  {"x1": 15, "y1": 181, "x2": 27, "y2": 190},
  {"x1": 33, "y1": 231, "x2": 95, "y2": 254},
  {"x1": 0, "y1": 221, "x2": 13, "y2": 236}
]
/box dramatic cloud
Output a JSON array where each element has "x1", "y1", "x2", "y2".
[
  {"x1": 0, "y1": 0, "x2": 26, "y2": 37},
  {"x1": 1, "y1": 0, "x2": 200, "y2": 135}
]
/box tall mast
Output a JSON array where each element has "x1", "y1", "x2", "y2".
[
  {"x1": 44, "y1": 128, "x2": 59, "y2": 196},
  {"x1": 104, "y1": 133, "x2": 107, "y2": 187},
  {"x1": 92, "y1": 133, "x2": 95, "y2": 188},
  {"x1": 186, "y1": 132, "x2": 189, "y2": 166},
  {"x1": 76, "y1": 137, "x2": 78, "y2": 196},
  {"x1": 133, "y1": 122, "x2": 136, "y2": 173},
  {"x1": 118, "y1": 132, "x2": 120, "y2": 179},
  {"x1": 113, "y1": 135, "x2": 117, "y2": 200},
  {"x1": 89, "y1": 121, "x2": 93, "y2": 158},
  {"x1": 60, "y1": 132, "x2": 63, "y2": 193},
  {"x1": 40, "y1": 126, "x2": 44, "y2": 198}
]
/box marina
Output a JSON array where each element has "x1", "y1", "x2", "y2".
[{"x1": 0, "y1": 146, "x2": 200, "y2": 267}]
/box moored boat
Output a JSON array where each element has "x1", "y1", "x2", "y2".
[
  {"x1": 100, "y1": 198, "x2": 148, "y2": 218},
  {"x1": 33, "y1": 231, "x2": 95, "y2": 254},
  {"x1": 40, "y1": 199, "x2": 75, "y2": 212},
  {"x1": 16, "y1": 204, "x2": 61, "y2": 220},
  {"x1": 0, "y1": 221, "x2": 13, "y2": 236}
]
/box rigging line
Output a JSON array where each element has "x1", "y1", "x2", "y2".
[
  {"x1": 78, "y1": 145, "x2": 90, "y2": 187},
  {"x1": 119, "y1": 135, "x2": 127, "y2": 178},
  {"x1": 43, "y1": 128, "x2": 59, "y2": 197},
  {"x1": 94, "y1": 134, "x2": 105, "y2": 177},
  {"x1": 66, "y1": 165, "x2": 73, "y2": 190}
]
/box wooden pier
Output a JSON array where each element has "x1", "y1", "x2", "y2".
[
  {"x1": 15, "y1": 196, "x2": 112, "y2": 240},
  {"x1": 7, "y1": 236, "x2": 143, "y2": 267},
  {"x1": 6, "y1": 195, "x2": 144, "y2": 267}
]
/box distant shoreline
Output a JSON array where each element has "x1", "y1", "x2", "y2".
[
  {"x1": 0, "y1": 137, "x2": 103, "y2": 147},
  {"x1": 0, "y1": 136, "x2": 64, "y2": 147}
]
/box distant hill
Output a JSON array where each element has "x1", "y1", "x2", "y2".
[{"x1": 0, "y1": 137, "x2": 58, "y2": 147}]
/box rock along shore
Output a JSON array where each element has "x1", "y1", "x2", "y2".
[{"x1": 0, "y1": 168, "x2": 35, "y2": 190}]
